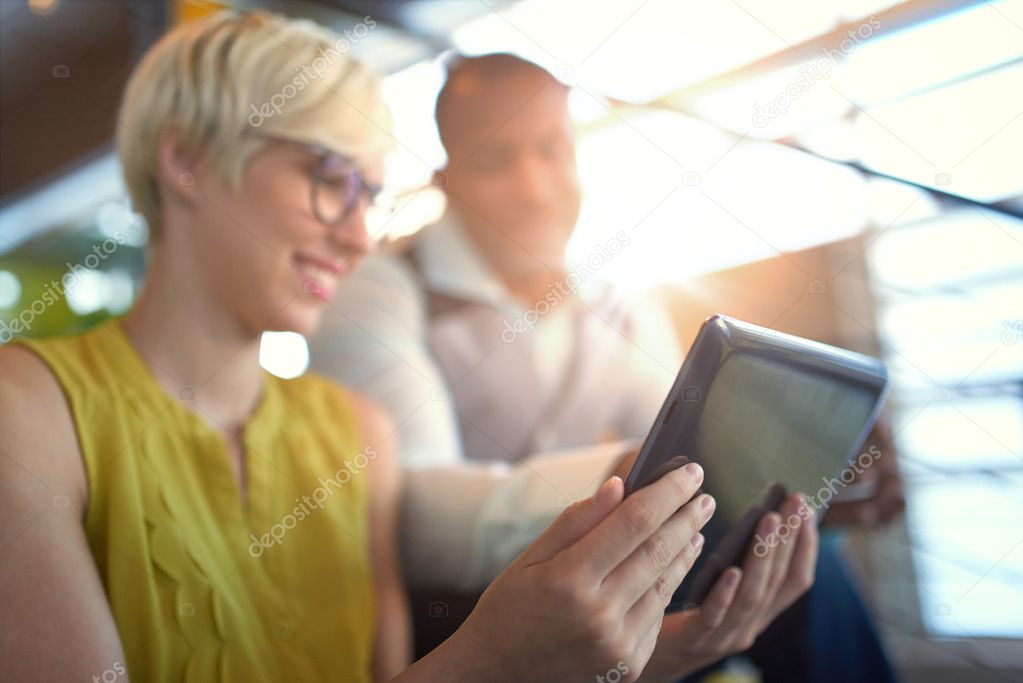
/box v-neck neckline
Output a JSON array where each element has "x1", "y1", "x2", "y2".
[{"x1": 105, "y1": 317, "x2": 281, "y2": 516}]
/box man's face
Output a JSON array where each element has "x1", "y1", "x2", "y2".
[{"x1": 442, "y1": 73, "x2": 581, "y2": 275}]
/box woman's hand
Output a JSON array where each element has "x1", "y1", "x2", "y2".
[
  {"x1": 637, "y1": 493, "x2": 820, "y2": 682},
  {"x1": 397, "y1": 463, "x2": 713, "y2": 682}
]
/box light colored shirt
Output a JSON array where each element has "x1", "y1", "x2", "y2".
[{"x1": 309, "y1": 213, "x2": 681, "y2": 589}]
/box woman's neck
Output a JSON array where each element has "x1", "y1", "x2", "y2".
[{"x1": 120, "y1": 244, "x2": 264, "y2": 435}]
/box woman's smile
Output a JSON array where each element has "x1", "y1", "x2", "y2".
[{"x1": 293, "y1": 251, "x2": 345, "y2": 300}]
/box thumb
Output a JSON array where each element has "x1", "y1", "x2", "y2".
[{"x1": 519, "y1": 476, "x2": 624, "y2": 563}]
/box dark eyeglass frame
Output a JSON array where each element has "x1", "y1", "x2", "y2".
[{"x1": 254, "y1": 133, "x2": 386, "y2": 226}]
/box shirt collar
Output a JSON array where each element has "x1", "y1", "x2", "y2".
[
  {"x1": 414, "y1": 211, "x2": 515, "y2": 309},
  {"x1": 414, "y1": 211, "x2": 611, "y2": 311}
]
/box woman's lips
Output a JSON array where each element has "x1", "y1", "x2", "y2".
[{"x1": 294, "y1": 253, "x2": 344, "y2": 301}]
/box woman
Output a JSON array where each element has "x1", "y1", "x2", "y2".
[{"x1": 0, "y1": 11, "x2": 817, "y2": 682}]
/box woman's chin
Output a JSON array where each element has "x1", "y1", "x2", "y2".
[{"x1": 261, "y1": 305, "x2": 324, "y2": 338}]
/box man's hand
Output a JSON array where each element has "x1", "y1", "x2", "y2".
[
  {"x1": 823, "y1": 417, "x2": 906, "y2": 530},
  {"x1": 637, "y1": 493, "x2": 820, "y2": 682}
]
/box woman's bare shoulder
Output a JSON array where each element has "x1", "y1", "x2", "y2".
[
  {"x1": 0, "y1": 344, "x2": 124, "y2": 678},
  {"x1": 0, "y1": 345, "x2": 87, "y2": 511}
]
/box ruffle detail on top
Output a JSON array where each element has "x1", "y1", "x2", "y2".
[{"x1": 141, "y1": 442, "x2": 267, "y2": 682}]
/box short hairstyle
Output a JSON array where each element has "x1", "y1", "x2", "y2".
[
  {"x1": 116, "y1": 10, "x2": 392, "y2": 238},
  {"x1": 434, "y1": 52, "x2": 565, "y2": 154}
]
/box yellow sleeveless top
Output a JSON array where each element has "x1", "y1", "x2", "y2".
[{"x1": 15, "y1": 319, "x2": 375, "y2": 682}]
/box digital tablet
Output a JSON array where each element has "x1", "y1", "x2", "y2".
[{"x1": 624, "y1": 315, "x2": 889, "y2": 606}]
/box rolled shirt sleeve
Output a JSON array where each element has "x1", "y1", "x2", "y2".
[
  {"x1": 614, "y1": 293, "x2": 684, "y2": 440},
  {"x1": 308, "y1": 253, "x2": 627, "y2": 590},
  {"x1": 401, "y1": 440, "x2": 627, "y2": 590}
]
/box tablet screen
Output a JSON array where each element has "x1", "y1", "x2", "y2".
[
  {"x1": 624, "y1": 315, "x2": 888, "y2": 606},
  {"x1": 692, "y1": 353, "x2": 881, "y2": 520}
]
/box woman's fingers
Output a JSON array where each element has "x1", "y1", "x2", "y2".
[
  {"x1": 772, "y1": 503, "x2": 819, "y2": 614},
  {"x1": 695, "y1": 566, "x2": 743, "y2": 630},
  {"x1": 520, "y1": 475, "x2": 624, "y2": 565},
  {"x1": 710, "y1": 496, "x2": 819, "y2": 644},
  {"x1": 761, "y1": 494, "x2": 805, "y2": 599},
  {"x1": 564, "y1": 462, "x2": 705, "y2": 582},
  {"x1": 605, "y1": 493, "x2": 714, "y2": 608},
  {"x1": 713, "y1": 511, "x2": 782, "y2": 638},
  {"x1": 622, "y1": 535, "x2": 701, "y2": 641}
]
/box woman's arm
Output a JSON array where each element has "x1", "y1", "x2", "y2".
[
  {"x1": 352, "y1": 395, "x2": 413, "y2": 680},
  {"x1": 0, "y1": 347, "x2": 128, "y2": 681}
]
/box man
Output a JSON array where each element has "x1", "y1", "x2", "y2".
[{"x1": 310, "y1": 53, "x2": 903, "y2": 681}]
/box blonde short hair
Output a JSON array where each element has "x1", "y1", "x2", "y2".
[{"x1": 116, "y1": 10, "x2": 392, "y2": 238}]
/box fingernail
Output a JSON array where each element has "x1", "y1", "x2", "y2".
[
  {"x1": 690, "y1": 532, "x2": 704, "y2": 550},
  {"x1": 701, "y1": 494, "x2": 716, "y2": 514},
  {"x1": 725, "y1": 568, "x2": 741, "y2": 587},
  {"x1": 596, "y1": 477, "x2": 618, "y2": 505},
  {"x1": 684, "y1": 462, "x2": 703, "y2": 481}
]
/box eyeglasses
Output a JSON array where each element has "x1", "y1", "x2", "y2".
[
  {"x1": 308, "y1": 146, "x2": 390, "y2": 226},
  {"x1": 255, "y1": 134, "x2": 392, "y2": 226}
]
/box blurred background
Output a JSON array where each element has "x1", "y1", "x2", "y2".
[{"x1": 1, "y1": 0, "x2": 1021, "y2": 680}]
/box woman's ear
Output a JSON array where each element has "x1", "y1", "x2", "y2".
[{"x1": 156, "y1": 128, "x2": 203, "y2": 208}]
